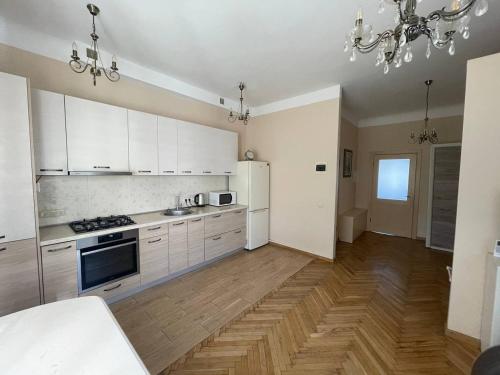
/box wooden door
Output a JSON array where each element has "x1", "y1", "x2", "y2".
[{"x1": 370, "y1": 154, "x2": 417, "y2": 238}]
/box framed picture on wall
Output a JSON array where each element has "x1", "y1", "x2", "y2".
[{"x1": 343, "y1": 149, "x2": 353, "y2": 178}]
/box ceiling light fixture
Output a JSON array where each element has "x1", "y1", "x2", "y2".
[
  {"x1": 228, "y1": 82, "x2": 250, "y2": 125},
  {"x1": 345, "y1": 0, "x2": 488, "y2": 74},
  {"x1": 69, "y1": 4, "x2": 120, "y2": 86},
  {"x1": 409, "y1": 80, "x2": 438, "y2": 144}
]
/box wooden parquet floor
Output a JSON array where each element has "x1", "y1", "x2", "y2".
[{"x1": 161, "y1": 232, "x2": 480, "y2": 375}]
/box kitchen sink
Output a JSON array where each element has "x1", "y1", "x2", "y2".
[{"x1": 164, "y1": 208, "x2": 193, "y2": 216}]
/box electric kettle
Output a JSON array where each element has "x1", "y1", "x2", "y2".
[{"x1": 193, "y1": 193, "x2": 205, "y2": 207}]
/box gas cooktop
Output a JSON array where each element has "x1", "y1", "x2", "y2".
[{"x1": 69, "y1": 215, "x2": 136, "y2": 233}]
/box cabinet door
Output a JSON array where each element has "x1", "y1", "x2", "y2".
[
  {"x1": 168, "y1": 220, "x2": 188, "y2": 273},
  {"x1": 31, "y1": 89, "x2": 68, "y2": 175},
  {"x1": 177, "y1": 121, "x2": 203, "y2": 175},
  {"x1": 158, "y1": 116, "x2": 178, "y2": 175},
  {"x1": 0, "y1": 238, "x2": 40, "y2": 316},
  {"x1": 128, "y1": 110, "x2": 158, "y2": 175},
  {"x1": 65, "y1": 96, "x2": 128, "y2": 173},
  {"x1": 140, "y1": 234, "x2": 169, "y2": 285},
  {"x1": 0, "y1": 73, "x2": 36, "y2": 244},
  {"x1": 41, "y1": 241, "x2": 78, "y2": 303},
  {"x1": 188, "y1": 217, "x2": 205, "y2": 267},
  {"x1": 214, "y1": 129, "x2": 238, "y2": 175}
]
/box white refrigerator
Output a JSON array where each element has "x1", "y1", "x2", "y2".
[{"x1": 229, "y1": 161, "x2": 270, "y2": 250}]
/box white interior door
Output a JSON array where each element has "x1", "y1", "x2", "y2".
[
  {"x1": 370, "y1": 154, "x2": 417, "y2": 238},
  {"x1": 249, "y1": 162, "x2": 270, "y2": 211},
  {"x1": 247, "y1": 209, "x2": 269, "y2": 250}
]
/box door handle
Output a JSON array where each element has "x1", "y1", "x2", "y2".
[
  {"x1": 40, "y1": 168, "x2": 64, "y2": 172},
  {"x1": 47, "y1": 245, "x2": 72, "y2": 253},
  {"x1": 103, "y1": 283, "x2": 122, "y2": 292}
]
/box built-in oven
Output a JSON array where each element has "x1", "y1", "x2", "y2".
[{"x1": 77, "y1": 229, "x2": 139, "y2": 293}]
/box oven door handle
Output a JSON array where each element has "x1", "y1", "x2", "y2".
[{"x1": 80, "y1": 241, "x2": 137, "y2": 256}]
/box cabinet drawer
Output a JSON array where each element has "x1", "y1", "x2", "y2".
[
  {"x1": 227, "y1": 227, "x2": 247, "y2": 252},
  {"x1": 139, "y1": 223, "x2": 169, "y2": 239},
  {"x1": 0, "y1": 238, "x2": 40, "y2": 316},
  {"x1": 205, "y1": 210, "x2": 246, "y2": 238},
  {"x1": 205, "y1": 233, "x2": 228, "y2": 261},
  {"x1": 79, "y1": 274, "x2": 140, "y2": 300},
  {"x1": 140, "y1": 235, "x2": 169, "y2": 285},
  {"x1": 169, "y1": 220, "x2": 188, "y2": 273},
  {"x1": 41, "y1": 241, "x2": 78, "y2": 303}
]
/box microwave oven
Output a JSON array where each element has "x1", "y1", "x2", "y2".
[{"x1": 208, "y1": 191, "x2": 236, "y2": 206}]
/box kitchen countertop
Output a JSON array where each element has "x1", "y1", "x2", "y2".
[
  {"x1": 39, "y1": 205, "x2": 248, "y2": 246},
  {"x1": 0, "y1": 296, "x2": 148, "y2": 375}
]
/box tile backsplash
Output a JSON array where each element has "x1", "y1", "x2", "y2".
[{"x1": 37, "y1": 175, "x2": 228, "y2": 227}]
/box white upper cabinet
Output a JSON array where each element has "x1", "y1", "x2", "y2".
[
  {"x1": 128, "y1": 110, "x2": 158, "y2": 175},
  {"x1": 31, "y1": 89, "x2": 68, "y2": 176},
  {"x1": 0, "y1": 73, "x2": 36, "y2": 243},
  {"x1": 65, "y1": 96, "x2": 129, "y2": 173},
  {"x1": 178, "y1": 121, "x2": 205, "y2": 175},
  {"x1": 213, "y1": 129, "x2": 238, "y2": 175},
  {"x1": 158, "y1": 116, "x2": 178, "y2": 175}
]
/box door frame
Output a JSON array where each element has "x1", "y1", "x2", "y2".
[
  {"x1": 426, "y1": 143, "x2": 461, "y2": 251},
  {"x1": 368, "y1": 151, "x2": 421, "y2": 239}
]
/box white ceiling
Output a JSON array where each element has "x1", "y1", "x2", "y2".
[{"x1": 1, "y1": 0, "x2": 499, "y2": 123}]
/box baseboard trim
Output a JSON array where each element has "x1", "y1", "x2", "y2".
[
  {"x1": 445, "y1": 328, "x2": 481, "y2": 350},
  {"x1": 269, "y1": 241, "x2": 335, "y2": 263}
]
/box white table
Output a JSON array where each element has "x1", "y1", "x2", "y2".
[{"x1": 0, "y1": 297, "x2": 149, "y2": 374}]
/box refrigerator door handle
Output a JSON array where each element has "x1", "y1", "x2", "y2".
[{"x1": 251, "y1": 208, "x2": 268, "y2": 213}]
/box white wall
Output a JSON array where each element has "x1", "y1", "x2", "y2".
[
  {"x1": 37, "y1": 176, "x2": 226, "y2": 226},
  {"x1": 247, "y1": 99, "x2": 341, "y2": 260},
  {"x1": 448, "y1": 52, "x2": 500, "y2": 339}
]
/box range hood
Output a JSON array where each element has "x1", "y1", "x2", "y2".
[{"x1": 68, "y1": 171, "x2": 132, "y2": 176}]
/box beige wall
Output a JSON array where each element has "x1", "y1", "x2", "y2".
[
  {"x1": 355, "y1": 116, "x2": 463, "y2": 238},
  {"x1": 0, "y1": 43, "x2": 246, "y2": 157},
  {"x1": 247, "y1": 99, "x2": 341, "y2": 259},
  {"x1": 448, "y1": 53, "x2": 500, "y2": 339},
  {"x1": 337, "y1": 117, "x2": 358, "y2": 216}
]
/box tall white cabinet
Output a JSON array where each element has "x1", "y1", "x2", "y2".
[
  {"x1": 0, "y1": 72, "x2": 40, "y2": 316},
  {"x1": 158, "y1": 116, "x2": 178, "y2": 175},
  {"x1": 31, "y1": 89, "x2": 68, "y2": 175},
  {"x1": 65, "y1": 96, "x2": 129, "y2": 174},
  {"x1": 0, "y1": 73, "x2": 37, "y2": 243}
]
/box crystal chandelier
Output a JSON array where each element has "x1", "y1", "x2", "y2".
[
  {"x1": 345, "y1": 0, "x2": 489, "y2": 74},
  {"x1": 69, "y1": 4, "x2": 120, "y2": 86},
  {"x1": 409, "y1": 80, "x2": 438, "y2": 144},
  {"x1": 228, "y1": 82, "x2": 250, "y2": 125}
]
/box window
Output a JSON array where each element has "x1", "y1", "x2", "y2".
[{"x1": 377, "y1": 159, "x2": 410, "y2": 201}]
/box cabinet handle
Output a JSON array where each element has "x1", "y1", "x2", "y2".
[
  {"x1": 212, "y1": 236, "x2": 222, "y2": 241},
  {"x1": 148, "y1": 238, "x2": 162, "y2": 244},
  {"x1": 0, "y1": 247, "x2": 6, "y2": 252},
  {"x1": 182, "y1": 170, "x2": 192, "y2": 174},
  {"x1": 212, "y1": 214, "x2": 222, "y2": 218},
  {"x1": 40, "y1": 168, "x2": 64, "y2": 172},
  {"x1": 224, "y1": 171, "x2": 232, "y2": 174},
  {"x1": 163, "y1": 170, "x2": 175, "y2": 174},
  {"x1": 147, "y1": 226, "x2": 162, "y2": 231},
  {"x1": 234, "y1": 230, "x2": 242, "y2": 234},
  {"x1": 191, "y1": 218, "x2": 202, "y2": 222},
  {"x1": 47, "y1": 245, "x2": 72, "y2": 253},
  {"x1": 203, "y1": 171, "x2": 212, "y2": 174},
  {"x1": 138, "y1": 170, "x2": 151, "y2": 173},
  {"x1": 93, "y1": 166, "x2": 111, "y2": 169},
  {"x1": 103, "y1": 283, "x2": 122, "y2": 292},
  {"x1": 234, "y1": 211, "x2": 242, "y2": 214},
  {"x1": 173, "y1": 222, "x2": 185, "y2": 226},
  {"x1": 0, "y1": 235, "x2": 5, "y2": 240}
]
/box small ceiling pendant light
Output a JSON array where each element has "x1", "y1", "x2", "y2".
[
  {"x1": 228, "y1": 82, "x2": 250, "y2": 125},
  {"x1": 345, "y1": 0, "x2": 488, "y2": 73},
  {"x1": 69, "y1": 4, "x2": 120, "y2": 86},
  {"x1": 409, "y1": 80, "x2": 438, "y2": 144}
]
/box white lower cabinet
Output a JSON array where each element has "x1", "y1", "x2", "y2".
[
  {"x1": 168, "y1": 220, "x2": 188, "y2": 273},
  {"x1": 0, "y1": 239, "x2": 40, "y2": 316},
  {"x1": 41, "y1": 241, "x2": 78, "y2": 303},
  {"x1": 140, "y1": 234, "x2": 169, "y2": 285}
]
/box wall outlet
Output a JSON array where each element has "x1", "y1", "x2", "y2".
[{"x1": 40, "y1": 209, "x2": 66, "y2": 218}]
